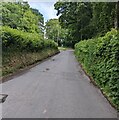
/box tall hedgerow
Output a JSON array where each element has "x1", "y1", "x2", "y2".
[
  {"x1": 75, "y1": 29, "x2": 119, "y2": 110},
  {"x1": 2, "y1": 26, "x2": 58, "y2": 52}
]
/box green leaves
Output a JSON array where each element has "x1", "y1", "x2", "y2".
[
  {"x1": 45, "y1": 19, "x2": 68, "y2": 46},
  {"x1": 54, "y1": 2, "x2": 116, "y2": 47},
  {"x1": 54, "y1": 2, "x2": 93, "y2": 46},
  {"x1": 2, "y1": 2, "x2": 44, "y2": 34},
  {"x1": 2, "y1": 26, "x2": 58, "y2": 52},
  {"x1": 2, "y1": 2, "x2": 59, "y2": 77},
  {"x1": 75, "y1": 29, "x2": 119, "y2": 110}
]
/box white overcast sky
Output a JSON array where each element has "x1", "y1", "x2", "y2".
[{"x1": 28, "y1": 1, "x2": 59, "y2": 22}]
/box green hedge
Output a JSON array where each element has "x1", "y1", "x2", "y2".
[
  {"x1": 2, "y1": 26, "x2": 58, "y2": 52},
  {"x1": 75, "y1": 29, "x2": 119, "y2": 110},
  {"x1": 2, "y1": 26, "x2": 59, "y2": 76}
]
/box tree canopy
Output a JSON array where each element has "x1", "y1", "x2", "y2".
[
  {"x1": 45, "y1": 19, "x2": 68, "y2": 46},
  {"x1": 2, "y1": 2, "x2": 44, "y2": 34},
  {"x1": 54, "y1": 2, "x2": 117, "y2": 47}
]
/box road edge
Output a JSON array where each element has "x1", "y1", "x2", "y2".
[
  {"x1": 75, "y1": 56, "x2": 118, "y2": 114},
  {"x1": 1, "y1": 51, "x2": 60, "y2": 84}
]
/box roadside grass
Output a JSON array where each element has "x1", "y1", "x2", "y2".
[{"x1": 2, "y1": 48, "x2": 59, "y2": 78}]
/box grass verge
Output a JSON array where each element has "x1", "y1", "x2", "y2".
[{"x1": 2, "y1": 48, "x2": 59, "y2": 79}]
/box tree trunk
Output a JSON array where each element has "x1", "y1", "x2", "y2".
[{"x1": 115, "y1": 1, "x2": 119, "y2": 29}]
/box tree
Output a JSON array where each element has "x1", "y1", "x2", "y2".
[
  {"x1": 91, "y1": 2, "x2": 115, "y2": 36},
  {"x1": 54, "y1": 2, "x2": 117, "y2": 47},
  {"x1": 115, "y1": 1, "x2": 119, "y2": 29},
  {"x1": 54, "y1": 2, "x2": 93, "y2": 47},
  {"x1": 30, "y1": 8, "x2": 44, "y2": 33},
  {"x1": 45, "y1": 19, "x2": 68, "y2": 46},
  {"x1": 2, "y1": 2, "x2": 44, "y2": 34}
]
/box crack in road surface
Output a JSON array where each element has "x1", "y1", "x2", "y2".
[{"x1": 2, "y1": 50, "x2": 117, "y2": 118}]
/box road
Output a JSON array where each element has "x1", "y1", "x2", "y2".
[{"x1": 2, "y1": 50, "x2": 117, "y2": 118}]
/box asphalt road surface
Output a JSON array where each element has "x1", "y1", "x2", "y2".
[{"x1": 1, "y1": 50, "x2": 117, "y2": 118}]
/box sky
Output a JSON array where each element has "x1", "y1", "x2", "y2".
[{"x1": 28, "y1": 1, "x2": 59, "y2": 22}]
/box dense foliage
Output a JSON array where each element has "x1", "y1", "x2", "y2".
[
  {"x1": 54, "y1": 2, "x2": 117, "y2": 47},
  {"x1": 2, "y1": 2, "x2": 58, "y2": 53},
  {"x1": 2, "y1": 1, "x2": 119, "y2": 110},
  {"x1": 2, "y1": 2, "x2": 44, "y2": 34},
  {"x1": 2, "y1": 26, "x2": 58, "y2": 52},
  {"x1": 2, "y1": 2, "x2": 59, "y2": 76},
  {"x1": 45, "y1": 19, "x2": 68, "y2": 46},
  {"x1": 75, "y1": 29, "x2": 119, "y2": 110}
]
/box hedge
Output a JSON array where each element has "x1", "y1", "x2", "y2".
[
  {"x1": 2, "y1": 26, "x2": 59, "y2": 76},
  {"x1": 75, "y1": 29, "x2": 119, "y2": 110},
  {"x1": 2, "y1": 26, "x2": 58, "y2": 52}
]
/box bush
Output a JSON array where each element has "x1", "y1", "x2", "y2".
[
  {"x1": 2, "y1": 26, "x2": 58, "y2": 52},
  {"x1": 2, "y1": 26, "x2": 59, "y2": 76},
  {"x1": 75, "y1": 29, "x2": 119, "y2": 110}
]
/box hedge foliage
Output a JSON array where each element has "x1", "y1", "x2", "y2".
[
  {"x1": 2, "y1": 26, "x2": 58, "y2": 52},
  {"x1": 75, "y1": 29, "x2": 119, "y2": 110},
  {"x1": 2, "y1": 26, "x2": 59, "y2": 76}
]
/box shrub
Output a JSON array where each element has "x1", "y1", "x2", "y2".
[
  {"x1": 2, "y1": 26, "x2": 59, "y2": 76},
  {"x1": 2, "y1": 26, "x2": 58, "y2": 52},
  {"x1": 75, "y1": 29, "x2": 119, "y2": 110}
]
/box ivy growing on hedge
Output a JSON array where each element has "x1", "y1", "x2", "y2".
[{"x1": 75, "y1": 29, "x2": 119, "y2": 110}]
